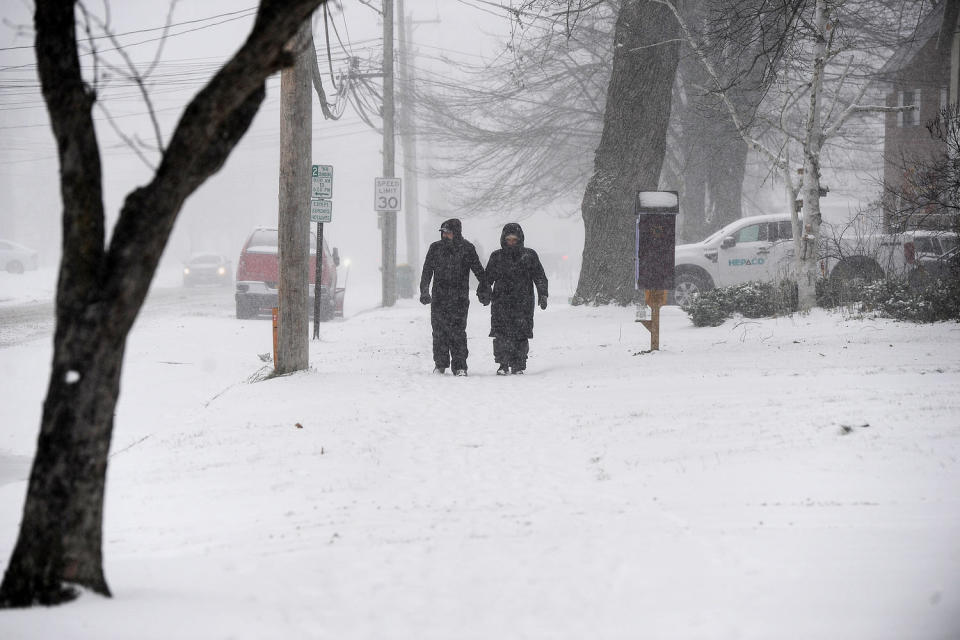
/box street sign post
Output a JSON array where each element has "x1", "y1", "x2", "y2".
[
  {"x1": 310, "y1": 198, "x2": 332, "y2": 223},
  {"x1": 374, "y1": 177, "x2": 402, "y2": 212},
  {"x1": 311, "y1": 164, "x2": 333, "y2": 339},
  {"x1": 312, "y1": 164, "x2": 333, "y2": 200}
]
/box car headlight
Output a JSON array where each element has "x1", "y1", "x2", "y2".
[
  {"x1": 218, "y1": 266, "x2": 226, "y2": 275},
  {"x1": 183, "y1": 267, "x2": 190, "y2": 275}
]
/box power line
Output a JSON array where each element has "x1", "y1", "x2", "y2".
[
  {"x1": 0, "y1": 11, "x2": 257, "y2": 72},
  {"x1": 0, "y1": 7, "x2": 259, "y2": 52}
]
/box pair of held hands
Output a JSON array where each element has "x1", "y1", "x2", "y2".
[{"x1": 420, "y1": 292, "x2": 547, "y2": 310}]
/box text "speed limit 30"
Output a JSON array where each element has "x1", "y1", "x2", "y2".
[{"x1": 374, "y1": 177, "x2": 402, "y2": 212}]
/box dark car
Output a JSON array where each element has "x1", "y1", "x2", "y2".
[{"x1": 183, "y1": 253, "x2": 232, "y2": 287}]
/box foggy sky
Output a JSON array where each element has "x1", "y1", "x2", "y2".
[{"x1": 0, "y1": 0, "x2": 586, "y2": 297}]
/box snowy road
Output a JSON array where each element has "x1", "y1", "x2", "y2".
[
  {"x1": 1, "y1": 289, "x2": 959, "y2": 639},
  {"x1": 0, "y1": 283, "x2": 237, "y2": 348}
]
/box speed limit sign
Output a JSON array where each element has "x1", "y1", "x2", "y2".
[{"x1": 374, "y1": 177, "x2": 402, "y2": 212}]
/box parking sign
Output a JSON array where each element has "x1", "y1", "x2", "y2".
[{"x1": 312, "y1": 164, "x2": 333, "y2": 200}]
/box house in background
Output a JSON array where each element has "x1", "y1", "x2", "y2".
[{"x1": 879, "y1": 0, "x2": 960, "y2": 231}]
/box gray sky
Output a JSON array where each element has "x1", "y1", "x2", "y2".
[{"x1": 0, "y1": 1, "x2": 585, "y2": 295}]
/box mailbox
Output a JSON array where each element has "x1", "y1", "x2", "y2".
[{"x1": 634, "y1": 190, "x2": 679, "y2": 291}]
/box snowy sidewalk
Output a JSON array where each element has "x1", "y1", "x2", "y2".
[{"x1": 1, "y1": 301, "x2": 959, "y2": 638}]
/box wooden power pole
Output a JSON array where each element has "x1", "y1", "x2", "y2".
[
  {"x1": 397, "y1": 0, "x2": 421, "y2": 283},
  {"x1": 277, "y1": 21, "x2": 312, "y2": 373},
  {"x1": 381, "y1": 0, "x2": 397, "y2": 307}
]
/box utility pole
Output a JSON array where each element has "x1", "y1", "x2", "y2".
[
  {"x1": 397, "y1": 0, "x2": 421, "y2": 286},
  {"x1": 381, "y1": 0, "x2": 397, "y2": 307},
  {"x1": 277, "y1": 20, "x2": 312, "y2": 373}
]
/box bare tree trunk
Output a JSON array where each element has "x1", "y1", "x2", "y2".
[
  {"x1": 705, "y1": 131, "x2": 748, "y2": 229},
  {"x1": 574, "y1": 0, "x2": 680, "y2": 305},
  {"x1": 797, "y1": 0, "x2": 829, "y2": 310},
  {"x1": 679, "y1": 169, "x2": 707, "y2": 242},
  {"x1": 1, "y1": 0, "x2": 324, "y2": 608},
  {"x1": 674, "y1": 53, "x2": 709, "y2": 243}
]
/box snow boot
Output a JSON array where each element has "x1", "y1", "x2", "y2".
[
  {"x1": 454, "y1": 369, "x2": 468, "y2": 377},
  {"x1": 433, "y1": 367, "x2": 446, "y2": 375},
  {"x1": 496, "y1": 365, "x2": 509, "y2": 376}
]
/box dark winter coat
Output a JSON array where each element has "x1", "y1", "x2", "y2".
[
  {"x1": 485, "y1": 223, "x2": 548, "y2": 339},
  {"x1": 419, "y1": 218, "x2": 485, "y2": 305}
]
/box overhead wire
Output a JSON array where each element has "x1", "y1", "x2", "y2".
[
  {"x1": 0, "y1": 6, "x2": 259, "y2": 52},
  {"x1": 0, "y1": 10, "x2": 259, "y2": 72}
]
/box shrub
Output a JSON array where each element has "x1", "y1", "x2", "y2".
[
  {"x1": 684, "y1": 281, "x2": 798, "y2": 327},
  {"x1": 857, "y1": 277, "x2": 960, "y2": 322},
  {"x1": 686, "y1": 295, "x2": 729, "y2": 327},
  {"x1": 816, "y1": 275, "x2": 959, "y2": 322}
]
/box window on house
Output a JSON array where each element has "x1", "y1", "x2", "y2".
[{"x1": 899, "y1": 89, "x2": 921, "y2": 127}]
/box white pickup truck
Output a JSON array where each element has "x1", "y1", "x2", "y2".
[{"x1": 672, "y1": 213, "x2": 957, "y2": 305}]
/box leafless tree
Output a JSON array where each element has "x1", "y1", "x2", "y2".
[
  {"x1": 663, "y1": 0, "x2": 806, "y2": 242},
  {"x1": 659, "y1": 0, "x2": 923, "y2": 308},
  {"x1": 574, "y1": 0, "x2": 680, "y2": 304},
  {"x1": 415, "y1": 5, "x2": 614, "y2": 218},
  {"x1": 425, "y1": 0, "x2": 680, "y2": 304},
  {"x1": 0, "y1": 0, "x2": 327, "y2": 608}
]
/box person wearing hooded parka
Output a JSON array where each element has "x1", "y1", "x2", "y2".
[
  {"x1": 419, "y1": 218, "x2": 488, "y2": 376},
  {"x1": 484, "y1": 223, "x2": 548, "y2": 375}
]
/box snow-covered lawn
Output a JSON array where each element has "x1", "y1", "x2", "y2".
[{"x1": 1, "y1": 291, "x2": 959, "y2": 638}]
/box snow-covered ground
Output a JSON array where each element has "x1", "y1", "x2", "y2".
[{"x1": 1, "y1": 275, "x2": 959, "y2": 639}]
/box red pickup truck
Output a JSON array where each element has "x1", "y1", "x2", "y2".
[{"x1": 234, "y1": 227, "x2": 344, "y2": 320}]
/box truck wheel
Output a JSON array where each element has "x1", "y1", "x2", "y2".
[
  {"x1": 828, "y1": 258, "x2": 884, "y2": 302},
  {"x1": 674, "y1": 273, "x2": 708, "y2": 307}
]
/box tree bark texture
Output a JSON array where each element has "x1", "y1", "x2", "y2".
[
  {"x1": 705, "y1": 131, "x2": 748, "y2": 229},
  {"x1": 574, "y1": 0, "x2": 680, "y2": 305},
  {"x1": 797, "y1": 0, "x2": 829, "y2": 310},
  {"x1": 1, "y1": 0, "x2": 326, "y2": 608},
  {"x1": 672, "y1": 27, "x2": 754, "y2": 243}
]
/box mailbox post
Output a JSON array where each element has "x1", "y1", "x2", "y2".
[{"x1": 634, "y1": 191, "x2": 679, "y2": 351}]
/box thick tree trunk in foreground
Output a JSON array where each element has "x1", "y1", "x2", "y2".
[
  {"x1": 574, "y1": 0, "x2": 680, "y2": 305},
  {"x1": 0, "y1": 0, "x2": 325, "y2": 608}
]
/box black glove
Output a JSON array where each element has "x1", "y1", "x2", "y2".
[
  {"x1": 420, "y1": 293, "x2": 431, "y2": 305},
  {"x1": 478, "y1": 290, "x2": 491, "y2": 306},
  {"x1": 539, "y1": 297, "x2": 548, "y2": 310}
]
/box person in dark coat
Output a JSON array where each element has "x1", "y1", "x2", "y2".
[
  {"x1": 419, "y1": 218, "x2": 488, "y2": 376},
  {"x1": 484, "y1": 222, "x2": 548, "y2": 375}
]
